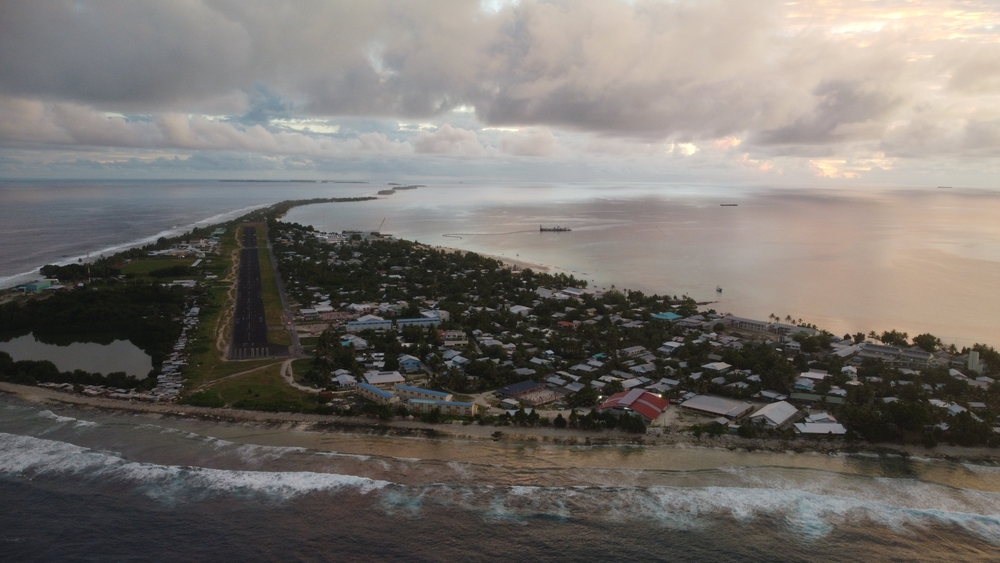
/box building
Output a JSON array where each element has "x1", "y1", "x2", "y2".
[
  {"x1": 620, "y1": 345, "x2": 647, "y2": 357},
  {"x1": 397, "y1": 316, "x2": 440, "y2": 328},
  {"x1": 658, "y1": 341, "x2": 683, "y2": 355},
  {"x1": 596, "y1": 389, "x2": 670, "y2": 422},
  {"x1": 398, "y1": 354, "x2": 422, "y2": 373},
  {"x1": 346, "y1": 315, "x2": 393, "y2": 332},
  {"x1": 855, "y1": 343, "x2": 932, "y2": 368},
  {"x1": 748, "y1": 401, "x2": 800, "y2": 428},
  {"x1": 406, "y1": 399, "x2": 477, "y2": 417},
  {"x1": 651, "y1": 312, "x2": 682, "y2": 321},
  {"x1": 720, "y1": 315, "x2": 769, "y2": 332},
  {"x1": 394, "y1": 385, "x2": 453, "y2": 402},
  {"x1": 701, "y1": 361, "x2": 732, "y2": 373},
  {"x1": 341, "y1": 334, "x2": 369, "y2": 350},
  {"x1": 497, "y1": 380, "x2": 543, "y2": 398},
  {"x1": 422, "y1": 309, "x2": 450, "y2": 322},
  {"x1": 333, "y1": 373, "x2": 357, "y2": 387},
  {"x1": 968, "y1": 351, "x2": 982, "y2": 374},
  {"x1": 364, "y1": 370, "x2": 406, "y2": 388},
  {"x1": 793, "y1": 422, "x2": 847, "y2": 435},
  {"x1": 357, "y1": 382, "x2": 399, "y2": 405},
  {"x1": 509, "y1": 305, "x2": 532, "y2": 316},
  {"x1": 680, "y1": 395, "x2": 753, "y2": 419}
]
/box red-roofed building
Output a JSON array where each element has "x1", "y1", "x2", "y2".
[{"x1": 596, "y1": 389, "x2": 670, "y2": 422}]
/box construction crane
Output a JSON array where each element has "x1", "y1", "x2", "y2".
[{"x1": 375, "y1": 218, "x2": 386, "y2": 235}]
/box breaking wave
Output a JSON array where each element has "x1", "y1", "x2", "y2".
[
  {"x1": 0, "y1": 432, "x2": 389, "y2": 501},
  {"x1": 37, "y1": 410, "x2": 97, "y2": 428},
  {"x1": 3, "y1": 429, "x2": 1000, "y2": 543}
]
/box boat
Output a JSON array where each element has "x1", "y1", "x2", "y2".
[
  {"x1": 540, "y1": 225, "x2": 571, "y2": 232},
  {"x1": 716, "y1": 286, "x2": 723, "y2": 293}
]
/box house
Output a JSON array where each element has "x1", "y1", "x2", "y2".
[
  {"x1": 680, "y1": 395, "x2": 753, "y2": 419},
  {"x1": 658, "y1": 341, "x2": 683, "y2": 355},
  {"x1": 341, "y1": 334, "x2": 369, "y2": 350},
  {"x1": 749, "y1": 401, "x2": 800, "y2": 428},
  {"x1": 398, "y1": 354, "x2": 421, "y2": 373},
  {"x1": 620, "y1": 346, "x2": 648, "y2": 357},
  {"x1": 357, "y1": 382, "x2": 399, "y2": 405},
  {"x1": 332, "y1": 373, "x2": 357, "y2": 387},
  {"x1": 702, "y1": 362, "x2": 732, "y2": 373},
  {"x1": 596, "y1": 389, "x2": 670, "y2": 422},
  {"x1": 364, "y1": 371, "x2": 406, "y2": 388},
  {"x1": 509, "y1": 305, "x2": 533, "y2": 316}
]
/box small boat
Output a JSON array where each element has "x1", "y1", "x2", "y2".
[
  {"x1": 540, "y1": 225, "x2": 571, "y2": 232},
  {"x1": 716, "y1": 286, "x2": 723, "y2": 293}
]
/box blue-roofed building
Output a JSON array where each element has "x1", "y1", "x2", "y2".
[
  {"x1": 398, "y1": 354, "x2": 422, "y2": 373},
  {"x1": 651, "y1": 312, "x2": 682, "y2": 321},
  {"x1": 394, "y1": 385, "x2": 453, "y2": 402},
  {"x1": 357, "y1": 382, "x2": 399, "y2": 405},
  {"x1": 496, "y1": 380, "x2": 542, "y2": 398},
  {"x1": 407, "y1": 399, "x2": 477, "y2": 417}
]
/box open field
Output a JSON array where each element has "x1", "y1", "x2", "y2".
[{"x1": 192, "y1": 363, "x2": 319, "y2": 411}]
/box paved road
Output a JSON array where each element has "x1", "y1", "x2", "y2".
[
  {"x1": 229, "y1": 227, "x2": 273, "y2": 359},
  {"x1": 264, "y1": 221, "x2": 303, "y2": 357}
]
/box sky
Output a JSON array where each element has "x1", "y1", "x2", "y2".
[{"x1": 1, "y1": 0, "x2": 999, "y2": 185}]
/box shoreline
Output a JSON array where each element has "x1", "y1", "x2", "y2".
[{"x1": 4, "y1": 381, "x2": 998, "y2": 465}]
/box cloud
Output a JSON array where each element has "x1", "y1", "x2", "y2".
[
  {"x1": 753, "y1": 80, "x2": 905, "y2": 146},
  {"x1": 498, "y1": 128, "x2": 558, "y2": 156},
  {"x1": 2, "y1": 0, "x2": 1000, "y2": 180},
  {"x1": 412, "y1": 124, "x2": 484, "y2": 155}
]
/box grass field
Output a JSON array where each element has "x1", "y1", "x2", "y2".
[
  {"x1": 194, "y1": 364, "x2": 318, "y2": 411},
  {"x1": 178, "y1": 227, "x2": 281, "y2": 389}
]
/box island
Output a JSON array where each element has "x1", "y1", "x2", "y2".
[{"x1": 2, "y1": 198, "x2": 999, "y2": 456}]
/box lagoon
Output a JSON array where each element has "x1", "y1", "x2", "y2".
[{"x1": 0, "y1": 333, "x2": 153, "y2": 378}]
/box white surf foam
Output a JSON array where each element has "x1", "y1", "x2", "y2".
[
  {"x1": 0, "y1": 432, "x2": 389, "y2": 501},
  {"x1": 37, "y1": 410, "x2": 97, "y2": 428},
  {"x1": 0, "y1": 203, "x2": 270, "y2": 289}
]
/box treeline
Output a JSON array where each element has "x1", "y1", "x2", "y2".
[
  {"x1": 0, "y1": 284, "x2": 187, "y2": 367},
  {"x1": 0, "y1": 352, "x2": 154, "y2": 390},
  {"x1": 40, "y1": 263, "x2": 121, "y2": 281}
]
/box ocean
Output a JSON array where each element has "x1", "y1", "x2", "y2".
[
  {"x1": 3, "y1": 180, "x2": 999, "y2": 347},
  {"x1": 3, "y1": 179, "x2": 1000, "y2": 561},
  {"x1": 2, "y1": 395, "x2": 1000, "y2": 562}
]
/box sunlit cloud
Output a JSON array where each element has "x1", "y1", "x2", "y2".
[{"x1": 0, "y1": 0, "x2": 997, "y2": 184}]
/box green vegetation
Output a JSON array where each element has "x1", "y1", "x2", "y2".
[
  {"x1": 40, "y1": 263, "x2": 120, "y2": 281},
  {"x1": 119, "y1": 257, "x2": 192, "y2": 277},
  {"x1": 181, "y1": 364, "x2": 325, "y2": 413},
  {"x1": 0, "y1": 283, "x2": 187, "y2": 369},
  {"x1": 0, "y1": 351, "x2": 154, "y2": 390}
]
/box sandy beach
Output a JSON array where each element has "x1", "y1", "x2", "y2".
[{"x1": 4, "y1": 381, "x2": 998, "y2": 464}]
